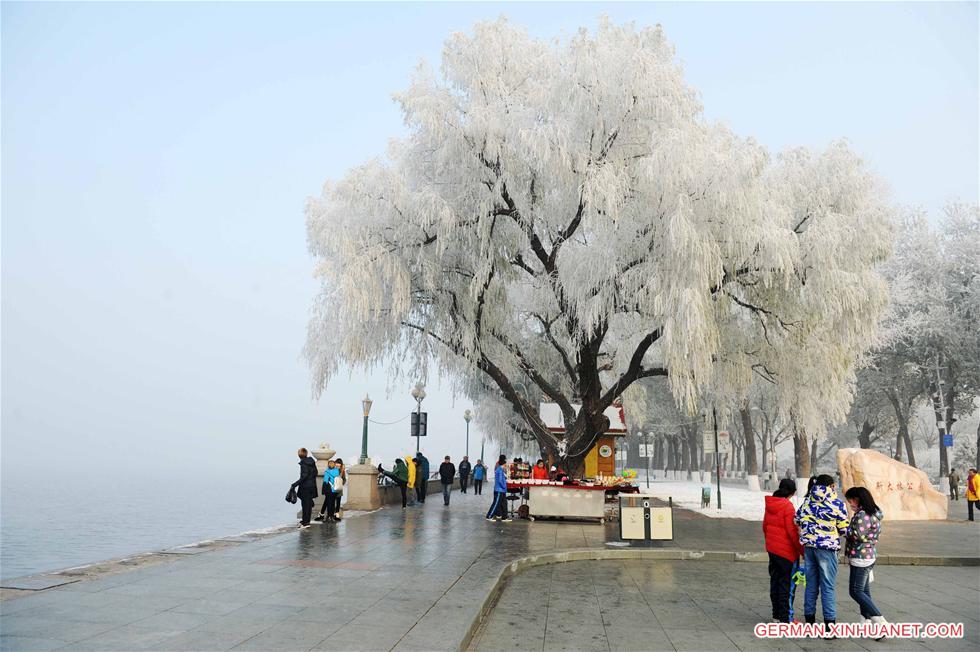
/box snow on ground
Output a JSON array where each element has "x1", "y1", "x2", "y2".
[{"x1": 634, "y1": 478, "x2": 801, "y2": 521}]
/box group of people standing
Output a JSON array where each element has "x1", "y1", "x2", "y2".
[
  {"x1": 378, "y1": 453, "x2": 489, "y2": 508},
  {"x1": 763, "y1": 473, "x2": 887, "y2": 637},
  {"x1": 290, "y1": 448, "x2": 347, "y2": 528}
]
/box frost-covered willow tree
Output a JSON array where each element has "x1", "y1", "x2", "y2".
[
  {"x1": 305, "y1": 19, "x2": 892, "y2": 474},
  {"x1": 867, "y1": 204, "x2": 980, "y2": 478}
]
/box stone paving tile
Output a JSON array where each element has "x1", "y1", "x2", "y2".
[
  {"x1": 38, "y1": 602, "x2": 168, "y2": 626},
  {"x1": 169, "y1": 597, "x2": 254, "y2": 616},
  {"x1": 0, "y1": 615, "x2": 118, "y2": 644},
  {"x1": 309, "y1": 624, "x2": 406, "y2": 651},
  {"x1": 144, "y1": 627, "x2": 257, "y2": 652},
  {"x1": 0, "y1": 636, "x2": 66, "y2": 651},
  {"x1": 57, "y1": 624, "x2": 186, "y2": 651},
  {"x1": 665, "y1": 628, "x2": 739, "y2": 651},
  {"x1": 230, "y1": 621, "x2": 338, "y2": 651}
]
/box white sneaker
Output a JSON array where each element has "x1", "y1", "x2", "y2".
[
  {"x1": 501, "y1": 518, "x2": 513, "y2": 523},
  {"x1": 299, "y1": 523, "x2": 311, "y2": 529},
  {"x1": 870, "y1": 616, "x2": 887, "y2": 640}
]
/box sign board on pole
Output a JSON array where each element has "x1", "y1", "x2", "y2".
[
  {"x1": 718, "y1": 430, "x2": 732, "y2": 454},
  {"x1": 943, "y1": 434, "x2": 953, "y2": 447},
  {"x1": 702, "y1": 431, "x2": 715, "y2": 454},
  {"x1": 410, "y1": 412, "x2": 428, "y2": 437}
]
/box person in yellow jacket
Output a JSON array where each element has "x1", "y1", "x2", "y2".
[
  {"x1": 404, "y1": 454, "x2": 417, "y2": 506},
  {"x1": 966, "y1": 468, "x2": 979, "y2": 522}
]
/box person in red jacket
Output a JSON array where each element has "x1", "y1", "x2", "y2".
[
  {"x1": 531, "y1": 459, "x2": 550, "y2": 480},
  {"x1": 763, "y1": 478, "x2": 804, "y2": 623}
]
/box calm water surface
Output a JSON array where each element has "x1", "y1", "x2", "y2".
[{"x1": 1, "y1": 464, "x2": 295, "y2": 579}]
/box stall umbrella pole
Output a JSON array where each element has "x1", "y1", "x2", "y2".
[{"x1": 713, "y1": 406, "x2": 722, "y2": 509}]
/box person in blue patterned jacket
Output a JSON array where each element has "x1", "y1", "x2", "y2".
[{"x1": 794, "y1": 474, "x2": 849, "y2": 631}]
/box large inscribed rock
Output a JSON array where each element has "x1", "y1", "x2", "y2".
[{"x1": 837, "y1": 448, "x2": 948, "y2": 521}]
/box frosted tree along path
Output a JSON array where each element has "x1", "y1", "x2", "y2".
[
  {"x1": 304, "y1": 18, "x2": 893, "y2": 474},
  {"x1": 859, "y1": 203, "x2": 980, "y2": 487}
]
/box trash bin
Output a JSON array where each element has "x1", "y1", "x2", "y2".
[
  {"x1": 701, "y1": 486, "x2": 711, "y2": 507},
  {"x1": 619, "y1": 494, "x2": 673, "y2": 541}
]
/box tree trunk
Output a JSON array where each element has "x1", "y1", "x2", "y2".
[
  {"x1": 885, "y1": 389, "x2": 916, "y2": 467},
  {"x1": 681, "y1": 433, "x2": 690, "y2": 479},
  {"x1": 740, "y1": 407, "x2": 759, "y2": 476},
  {"x1": 794, "y1": 427, "x2": 810, "y2": 479},
  {"x1": 894, "y1": 419, "x2": 904, "y2": 461},
  {"x1": 809, "y1": 437, "x2": 819, "y2": 472},
  {"x1": 627, "y1": 429, "x2": 641, "y2": 468},
  {"x1": 902, "y1": 426, "x2": 916, "y2": 468},
  {"x1": 975, "y1": 419, "x2": 980, "y2": 470},
  {"x1": 686, "y1": 427, "x2": 700, "y2": 478},
  {"x1": 857, "y1": 420, "x2": 875, "y2": 449}
]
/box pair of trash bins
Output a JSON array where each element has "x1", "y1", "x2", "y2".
[{"x1": 618, "y1": 494, "x2": 673, "y2": 541}]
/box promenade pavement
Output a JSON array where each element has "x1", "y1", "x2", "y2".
[
  {"x1": 1, "y1": 489, "x2": 977, "y2": 652},
  {"x1": 470, "y1": 559, "x2": 979, "y2": 652}
]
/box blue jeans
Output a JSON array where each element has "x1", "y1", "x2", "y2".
[
  {"x1": 803, "y1": 546, "x2": 839, "y2": 620},
  {"x1": 442, "y1": 483, "x2": 452, "y2": 505},
  {"x1": 848, "y1": 564, "x2": 881, "y2": 618}
]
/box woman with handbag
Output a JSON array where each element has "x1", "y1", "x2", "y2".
[
  {"x1": 315, "y1": 459, "x2": 341, "y2": 522},
  {"x1": 332, "y1": 458, "x2": 347, "y2": 520},
  {"x1": 292, "y1": 448, "x2": 318, "y2": 528}
]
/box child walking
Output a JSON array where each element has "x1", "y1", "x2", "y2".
[
  {"x1": 763, "y1": 479, "x2": 804, "y2": 623},
  {"x1": 843, "y1": 486, "x2": 887, "y2": 635}
]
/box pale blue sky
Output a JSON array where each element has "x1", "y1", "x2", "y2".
[{"x1": 2, "y1": 1, "x2": 978, "y2": 480}]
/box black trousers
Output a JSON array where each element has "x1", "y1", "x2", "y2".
[
  {"x1": 768, "y1": 552, "x2": 794, "y2": 623},
  {"x1": 969, "y1": 500, "x2": 977, "y2": 521},
  {"x1": 474, "y1": 479, "x2": 483, "y2": 495},
  {"x1": 950, "y1": 486, "x2": 958, "y2": 500},
  {"x1": 416, "y1": 481, "x2": 427, "y2": 503},
  {"x1": 486, "y1": 491, "x2": 508, "y2": 519},
  {"x1": 318, "y1": 487, "x2": 336, "y2": 518},
  {"x1": 460, "y1": 475, "x2": 469, "y2": 493},
  {"x1": 300, "y1": 496, "x2": 314, "y2": 525}
]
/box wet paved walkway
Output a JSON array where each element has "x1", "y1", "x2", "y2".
[
  {"x1": 1, "y1": 490, "x2": 977, "y2": 651},
  {"x1": 469, "y1": 559, "x2": 979, "y2": 652}
]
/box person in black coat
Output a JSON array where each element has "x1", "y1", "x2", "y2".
[
  {"x1": 415, "y1": 452, "x2": 430, "y2": 503},
  {"x1": 291, "y1": 448, "x2": 318, "y2": 528},
  {"x1": 458, "y1": 456, "x2": 472, "y2": 494},
  {"x1": 439, "y1": 456, "x2": 456, "y2": 506}
]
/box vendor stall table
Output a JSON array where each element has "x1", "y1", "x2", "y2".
[{"x1": 506, "y1": 482, "x2": 637, "y2": 522}]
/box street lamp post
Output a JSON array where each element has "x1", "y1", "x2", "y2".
[
  {"x1": 645, "y1": 431, "x2": 651, "y2": 489},
  {"x1": 359, "y1": 393, "x2": 373, "y2": 465},
  {"x1": 411, "y1": 382, "x2": 426, "y2": 454},
  {"x1": 712, "y1": 406, "x2": 722, "y2": 509},
  {"x1": 463, "y1": 409, "x2": 472, "y2": 458}
]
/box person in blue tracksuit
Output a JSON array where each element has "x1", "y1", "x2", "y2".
[{"x1": 486, "y1": 455, "x2": 512, "y2": 522}]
